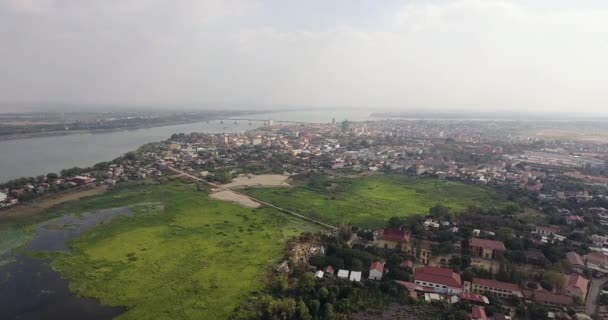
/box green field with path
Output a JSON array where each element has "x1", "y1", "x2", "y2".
[
  {"x1": 44, "y1": 181, "x2": 318, "y2": 320},
  {"x1": 245, "y1": 174, "x2": 510, "y2": 228}
]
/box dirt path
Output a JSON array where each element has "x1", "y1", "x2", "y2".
[
  {"x1": 217, "y1": 174, "x2": 290, "y2": 190},
  {"x1": 587, "y1": 277, "x2": 608, "y2": 316},
  {"x1": 0, "y1": 186, "x2": 107, "y2": 223},
  {"x1": 210, "y1": 190, "x2": 261, "y2": 208},
  {"x1": 167, "y1": 167, "x2": 337, "y2": 230}
]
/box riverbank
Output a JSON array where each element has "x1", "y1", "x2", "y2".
[
  {"x1": 0, "y1": 118, "x2": 225, "y2": 141},
  {"x1": 0, "y1": 186, "x2": 107, "y2": 223}
]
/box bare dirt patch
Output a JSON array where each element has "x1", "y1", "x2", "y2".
[
  {"x1": 219, "y1": 174, "x2": 291, "y2": 189},
  {"x1": 209, "y1": 190, "x2": 261, "y2": 208}
]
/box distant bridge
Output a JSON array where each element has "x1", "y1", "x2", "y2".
[{"x1": 214, "y1": 118, "x2": 312, "y2": 125}]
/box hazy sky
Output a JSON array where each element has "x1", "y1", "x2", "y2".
[{"x1": 1, "y1": 0, "x2": 607, "y2": 113}]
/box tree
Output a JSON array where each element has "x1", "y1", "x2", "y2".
[
  {"x1": 273, "y1": 274, "x2": 290, "y2": 294},
  {"x1": 46, "y1": 173, "x2": 58, "y2": 180},
  {"x1": 429, "y1": 204, "x2": 450, "y2": 219},
  {"x1": 296, "y1": 299, "x2": 312, "y2": 320},
  {"x1": 542, "y1": 271, "x2": 565, "y2": 292},
  {"x1": 298, "y1": 273, "x2": 315, "y2": 294},
  {"x1": 307, "y1": 300, "x2": 321, "y2": 316},
  {"x1": 322, "y1": 303, "x2": 336, "y2": 320}
]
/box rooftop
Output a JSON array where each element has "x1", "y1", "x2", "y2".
[
  {"x1": 566, "y1": 251, "x2": 584, "y2": 266},
  {"x1": 378, "y1": 228, "x2": 411, "y2": 242},
  {"x1": 472, "y1": 278, "x2": 520, "y2": 292},
  {"x1": 470, "y1": 238, "x2": 506, "y2": 251},
  {"x1": 370, "y1": 261, "x2": 385, "y2": 273},
  {"x1": 414, "y1": 266, "x2": 462, "y2": 288}
]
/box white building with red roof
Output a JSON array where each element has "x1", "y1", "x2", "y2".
[
  {"x1": 471, "y1": 278, "x2": 522, "y2": 298},
  {"x1": 414, "y1": 266, "x2": 462, "y2": 295},
  {"x1": 369, "y1": 261, "x2": 384, "y2": 281},
  {"x1": 373, "y1": 228, "x2": 411, "y2": 250}
]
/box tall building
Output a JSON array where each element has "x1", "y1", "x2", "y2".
[
  {"x1": 331, "y1": 117, "x2": 336, "y2": 126},
  {"x1": 341, "y1": 120, "x2": 350, "y2": 133}
]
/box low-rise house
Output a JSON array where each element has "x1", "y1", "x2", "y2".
[
  {"x1": 373, "y1": 228, "x2": 410, "y2": 250},
  {"x1": 471, "y1": 278, "x2": 523, "y2": 298},
  {"x1": 324, "y1": 265, "x2": 335, "y2": 276},
  {"x1": 471, "y1": 306, "x2": 488, "y2": 320},
  {"x1": 528, "y1": 291, "x2": 574, "y2": 308},
  {"x1": 591, "y1": 234, "x2": 608, "y2": 248},
  {"x1": 535, "y1": 226, "x2": 560, "y2": 236},
  {"x1": 349, "y1": 271, "x2": 362, "y2": 282},
  {"x1": 459, "y1": 292, "x2": 489, "y2": 305},
  {"x1": 565, "y1": 252, "x2": 586, "y2": 274},
  {"x1": 337, "y1": 269, "x2": 349, "y2": 280},
  {"x1": 566, "y1": 215, "x2": 585, "y2": 225},
  {"x1": 584, "y1": 252, "x2": 608, "y2": 271},
  {"x1": 369, "y1": 261, "x2": 384, "y2": 281},
  {"x1": 564, "y1": 275, "x2": 589, "y2": 303},
  {"x1": 470, "y1": 238, "x2": 506, "y2": 260},
  {"x1": 414, "y1": 266, "x2": 462, "y2": 295},
  {"x1": 315, "y1": 270, "x2": 324, "y2": 279}
]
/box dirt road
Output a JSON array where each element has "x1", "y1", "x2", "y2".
[
  {"x1": 167, "y1": 167, "x2": 337, "y2": 230},
  {"x1": 587, "y1": 277, "x2": 608, "y2": 316}
]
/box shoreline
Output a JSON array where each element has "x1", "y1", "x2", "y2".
[{"x1": 0, "y1": 118, "x2": 223, "y2": 141}]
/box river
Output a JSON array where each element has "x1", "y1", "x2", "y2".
[
  {"x1": 0, "y1": 110, "x2": 373, "y2": 183},
  {"x1": 0, "y1": 207, "x2": 135, "y2": 320}
]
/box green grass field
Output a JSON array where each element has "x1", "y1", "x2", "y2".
[
  {"x1": 46, "y1": 181, "x2": 318, "y2": 320},
  {"x1": 245, "y1": 174, "x2": 510, "y2": 228}
]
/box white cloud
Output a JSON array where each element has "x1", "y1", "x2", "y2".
[{"x1": 0, "y1": 0, "x2": 607, "y2": 113}]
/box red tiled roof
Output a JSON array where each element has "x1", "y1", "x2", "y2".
[
  {"x1": 325, "y1": 265, "x2": 335, "y2": 274},
  {"x1": 379, "y1": 228, "x2": 411, "y2": 242},
  {"x1": 585, "y1": 252, "x2": 608, "y2": 264},
  {"x1": 566, "y1": 251, "x2": 584, "y2": 266},
  {"x1": 459, "y1": 292, "x2": 488, "y2": 304},
  {"x1": 565, "y1": 275, "x2": 589, "y2": 297},
  {"x1": 370, "y1": 261, "x2": 385, "y2": 273},
  {"x1": 470, "y1": 238, "x2": 506, "y2": 251},
  {"x1": 533, "y1": 292, "x2": 574, "y2": 306},
  {"x1": 414, "y1": 266, "x2": 462, "y2": 288},
  {"x1": 472, "y1": 278, "x2": 520, "y2": 292},
  {"x1": 394, "y1": 280, "x2": 417, "y2": 291},
  {"x1": 471, "y1": 306, "x2": 487, "y2": 320}
]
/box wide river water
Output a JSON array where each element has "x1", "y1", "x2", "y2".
[{"x1": 0, "y1": 110, "x2": 373, "y2": 182}]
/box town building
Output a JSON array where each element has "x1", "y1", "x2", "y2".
[
  {"x1": 565, "y1": 251, "x2": 586, "y2": 274},
  {"x1": 337, "y1": 269, "x2": 349, "y2": 280},
  {"x1": 564, "y1": 275, "x2": 589, "y2": 302},
  {"x1": 535, "y1": 226, "x2": 560, "y2": 236},
  {"x1": 584, "y1": 252, "x2": 608, "y2": 271},
  {"x1": 525, "y1": 291, "x2": 574, "y2": 308},
  {"x1": 349, "y1": 271, "x2": 362, "y2": 282},
  {"x1": 471, "y1": 306, "x2": 488, "y2": 320},
  {"x1": 373, "y1": 228, "x2": 411, "y2": 250},
  {"x1": 369, "y1": 261, "x2": 384, "y2": 281},
  {"x1": 470, "y1": 238, "x2": 506, "y2": 259},
  {"x1": 414, "y1": 266, "x2": 462, "y2": 295},
  {"x1": 471, "y1": 278, "x2": 523, "y2": 298}
]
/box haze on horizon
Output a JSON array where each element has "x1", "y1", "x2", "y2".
[{"x1": 1, "y1": 0, "x2": 607, "y2": 115}]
